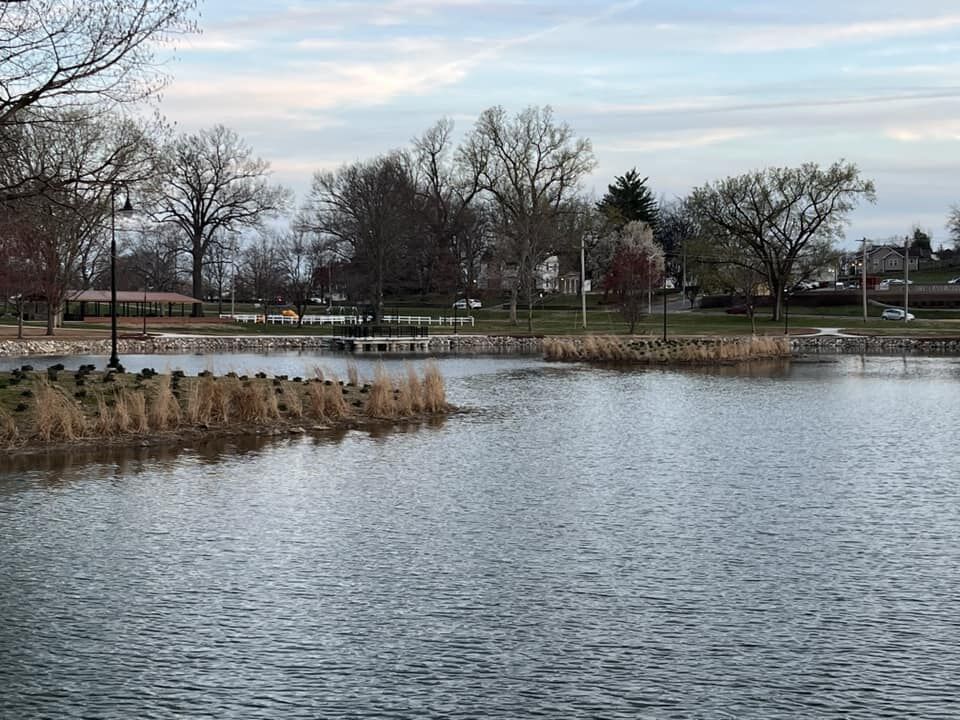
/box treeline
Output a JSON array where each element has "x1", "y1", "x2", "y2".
[{"x1": 4, "y1": 0, "x2": 949, "y2": 337}]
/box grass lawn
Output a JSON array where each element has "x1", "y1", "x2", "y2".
[{"x1": 6, "y1": 302, "x2": 960, "y2": 340}]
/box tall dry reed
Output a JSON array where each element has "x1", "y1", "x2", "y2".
[
  {"x1": 32, "y1": 381, "x2": 87, "y2": 442},
  {"x1": 185, "y1": 376, "x2": 231, "y2": 425},
  {"x1": 364, "y1": 365, "x2": 396, "y2": 419},
  {"x1": 149, "y1": 375, "x2": 182, "y2": 430},
  {"x1": 232, "y1": 381, "x2": 279, "y2": 423},
  {"x1": 421, "y1": 362, "x2": 447, "y2": 413},
  {"x1": 126, "y1": 391, "x2": 149, "y2": 434},
  {"x1": 0, "y1": 406, "x2": 20, "y2": 446},
  {"x1": 545, "y1": 335, "x2": 790, "y2": 364},
  {"x1": 405, "y1": 365, "x2": 423, "y2": 413}
]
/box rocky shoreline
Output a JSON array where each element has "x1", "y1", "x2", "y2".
[
  {"x1": 790, "y1": 336, "x2": 960, "y2": 354},
  {"x1": 3, "y1": 333, "x2": 960, "y2": 359},
  {"x1": 0, "y1": 334, "x2": 546, "y2": 358}
]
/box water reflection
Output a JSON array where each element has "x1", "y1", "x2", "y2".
[{"x1": 3, "y1": 353, "x2": 960, "y2": 718}]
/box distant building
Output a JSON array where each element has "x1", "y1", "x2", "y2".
[{"x1": 839, "y1": 244, "x2": 919, "y2": 277}]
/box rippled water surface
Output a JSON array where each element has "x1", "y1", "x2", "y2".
[{"x1": 2, "y1": 352, "x2": 960, "y2": 719}]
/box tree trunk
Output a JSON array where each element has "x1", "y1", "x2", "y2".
[
  {"x1": 509, "y1": 285, "x2": 518, "y2": 325},
  {"x1": 192, "y1": 249, "x2": 204, "y2": 317},
  {"x1": 526, "y1": 276, "x2": 534, "y2": 334},
  {"x1": 17, "y1": 301, "x2": 24, "y2": 339},
  {"x1": 770, "y1": 274, "x2": 785, "y2": 321},
  {"x1": 45, "y1": 303, "x2": 55, "y2": 336}
]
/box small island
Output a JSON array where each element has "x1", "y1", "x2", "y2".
[
  {"x1": 544, "y1": 335, "x2": 792, "y2": 364},
  {"x1": 0, "y1": 362, "x2": 451, "y2": 454}
]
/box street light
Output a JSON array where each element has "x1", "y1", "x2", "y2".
[
  {"x1": 108, "y1": 189, "x2": 134, "y2": 370},
  {"x1": 784, "y1": 288, "x2": 791, "y2": 335},
  {"x1": 142, "y1": 281, "x2": 151, "y2": 336}
]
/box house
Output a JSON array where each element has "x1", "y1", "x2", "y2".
[
  {"x1": 478, "y1": 254, "x2": 562, "y2": 292},
  {"x1": 840, "y1": 244, "x2": 919, "y2": 277}
]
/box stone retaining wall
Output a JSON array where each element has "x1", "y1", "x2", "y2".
[
  {"x1": 0, "y1": 333, "x2": 545, "y2": 358},
  {"x1": 5, "y1": 333, "x2": 959, "y2": 359},
  {"x1": 0, "y1": 336, "x2": 331, "y2": 358},
  {"x1": 792, "y1": 336, "x2": 960, "y2": 354}
]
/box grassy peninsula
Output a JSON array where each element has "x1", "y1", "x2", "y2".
[{"x1": 0, "y1": 362, "x2": 451, "y2": 453}]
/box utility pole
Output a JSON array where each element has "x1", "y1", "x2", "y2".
[
  {"x1": 580, "y1": 234, "x2": 587, "y2": 329},
  {"x1": 904, "y1": 237, "x2": 910, "y2": 323},
  {"x1": 861, "y1": 238, "x2": 869, "y2": 323}
]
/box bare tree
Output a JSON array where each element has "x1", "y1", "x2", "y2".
[
  {"x1": 238, "y1": 234, "x2": 282, "y2": 308},
  {"x1": 202, "y1": 233, "x2": 241, "y2": 315},
  {"x1": 0, "y1": 0, "x2": 196, "y2": 198},
  {"x1": 948, "y1": 205, "x2": 960, "y2": 249},
  {"x1": 460, "y1": 105, "x2": 596, "y2": 330},
  {"x1": 304, "y1": 153, "x2": 418, "y2": 321},
  {"x1": 275, "y1": 230, "x2": 320, "y2": 325},
  {"x1": 412, "y1": 118, "x2": 484, "y2": 298},
  {"x1": 0, "y1": 221, "x2": 41, "y2": 338},
  {"x1": 148, "y1": 125, "x2": 290, "y2": 315},
  {"x1": 0, "y1": 113, "x2": 155, "y2": 335},
  {"x1": 688, "y1": 160, "x2": 875, "y2": 321},
  {"x1": 123, "y1": 225, "x2": 183, "y2": 293}
]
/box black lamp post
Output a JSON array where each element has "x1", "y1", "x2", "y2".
[
  {"x1": 108, "y1": 189, "x2": 134, "y2": 369},
  {"x1": 783, "y1": 289, "x2": 791, "y2": 335}
]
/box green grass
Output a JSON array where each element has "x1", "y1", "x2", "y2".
[{"x1": 7, "y1": 302, "x2": 960, "y2": 340}]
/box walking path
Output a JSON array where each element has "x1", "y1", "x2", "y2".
[{"x1": 793, "y1": 327, "x2": 862, "y2": 338}]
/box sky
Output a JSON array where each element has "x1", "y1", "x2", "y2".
[{"x1": 158, "y1": 0, "x2": 960, "y2": 248}]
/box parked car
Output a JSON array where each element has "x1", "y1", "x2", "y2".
[
  {"x1": 881, "y1": 308, "x2": 915, "y2": 321},
  {"x1": 947, "y1": 277, "x2": 960, "y2": 284},
  {"x1": 453, "y1": 298, "x2": 482, "y2": 309}
]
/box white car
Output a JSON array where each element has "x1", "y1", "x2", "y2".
[
  {"x1": 948, "y1": 277, "x2": 960, "y2": 284},
  {"x1": 452, "y1": 298, "x2": 481, "y2": 309},
  {"x1": 881, "y1": 308, "x2": 915, "y2": 321}
]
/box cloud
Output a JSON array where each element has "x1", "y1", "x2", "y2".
[
  {"x1": 842, "y1": 63, "x2": 960, "y2": 76},
  {"x1": 164, "y1": 59, "x2": 470, "y2": 119},
  {"x1": 597, "y1": 129, "x2": 753, "y2": 153},
  {"x1": 670, "y1": 14, "x2": 960, "y2": 54},
  {"x1": 885, "y1": 120, "x2": 960, "y2": 142}
]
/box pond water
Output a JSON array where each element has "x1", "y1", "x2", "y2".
[{"x1": 2, "y1": 352, "x2": 960, "y2": 719}]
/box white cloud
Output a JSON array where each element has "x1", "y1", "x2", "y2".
[
  {"x1": 885, "y1": 120, "x2": 960, "y2": 142},
  {"x1": 164, "y1": 59, "x2": 469, "y2": 119},
  {"x1": 695, "y1": 14, "x2": 960, "y2": 53},
  {"x1": 597, "y1": 129, "x2": 754, "y2": 153}
]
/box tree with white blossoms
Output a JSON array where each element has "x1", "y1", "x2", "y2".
[{"x1": 601, "y1": 221, "x2": 664, "y2": 333}]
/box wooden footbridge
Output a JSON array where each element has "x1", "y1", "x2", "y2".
[{"x1": 328, "y1": 324, "x2": 432, "y2": 353}]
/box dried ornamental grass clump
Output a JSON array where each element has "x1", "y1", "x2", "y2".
[
  {"x1": 0, "y1": 406, "x2": 20, "y2": 446},
  {"x1": 149, "y1": 375, "x2": 182, "y2": 431},
  {"x1": 32, "y1": 381, "x2": 87, "y2": 442},
  {"x1": 364, "y1": 365, "x2": 396, "y2": 419},
  {"x1": 421, "y1": 362, "x2": 448, "y2": 414},
  {"x1": 546, "y1": 335, "x2": 791, "y2": 364},
  {"x1": 3, "y1": 363, "x2": 457, "y2": 451}
]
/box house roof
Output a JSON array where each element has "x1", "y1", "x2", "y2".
[{"x1": 67, "y1": 290, "x2": 202, "y2": 304}]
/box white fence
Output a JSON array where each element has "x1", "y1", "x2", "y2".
[
  {"x1": 220, "y1": 313, "x2": 474, "y2": 327},
  {"x1": 220, "y1": 313, "x2": 359, "y2": 325},
  {"x1": 382, "y1": 314, "x2": 475, "y2": 327}
]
